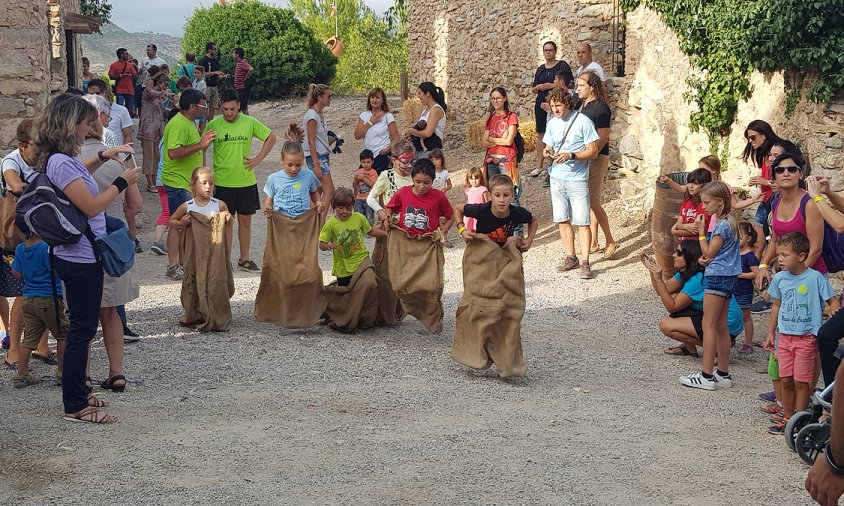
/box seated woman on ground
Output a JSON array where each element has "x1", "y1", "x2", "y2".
[{"x1": 642, "y1": 240, "x2": 744, "y2": 357}]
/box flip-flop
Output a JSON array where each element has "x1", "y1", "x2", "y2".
[
  {"x1": 31, "y1": 351, "x2": 59, "y2": 365},
  {"x1": 663, "y1": 346, "x2": 699, "y2": 357},
  {"x1": 604, "y1": 243, "x2": 618, "y2": 259}
]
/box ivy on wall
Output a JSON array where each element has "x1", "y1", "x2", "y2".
[{"x1": 622, "y1": 0, "x2": 844, "y2": 155}]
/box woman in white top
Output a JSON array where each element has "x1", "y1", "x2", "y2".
[
  {"x1": 354, "y1": 87, "x2": 400, "y2": 174},
  {"x1": 405, "y1": 82, "x2": 446, "y2": 158},
  {"x1": 302, "y1": 83, "x2": 335, "y2": 212}
]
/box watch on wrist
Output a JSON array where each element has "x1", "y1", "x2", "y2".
[
  {"x1": 826, "y1": 442, "x2": 844, "y2": 475},
  {"x1": 569, "y1": 152, "x2": 576, "y2": 161},
  {"x1": 97, "y1": 150, "x2": 108, "y2": 162}
]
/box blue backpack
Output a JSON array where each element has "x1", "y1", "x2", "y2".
[{"x1": 773, "y1": 193, "x2": 844, "y2": 273}]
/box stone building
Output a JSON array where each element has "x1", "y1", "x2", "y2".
[
  {"x1": 408, "y1": 2, "x2": 844, "y2": 206},
  {"x1": 0, "y1": 0, "x2": 98, "y2": 151}
]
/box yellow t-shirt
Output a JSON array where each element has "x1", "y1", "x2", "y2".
[{"x1": 319, "y1": 212, "x2": 372, "y2": 278}]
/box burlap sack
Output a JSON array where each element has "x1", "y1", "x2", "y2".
[
  {"x1": 0, "y1": 193, "x2": 24, "y2": 252},
  {"x1": 387, "y1": 228, "x2": 444, "y2": 333},
  {"x1": 323, "y1": 257, "x2": 379, "y2": 333},
  {"x1": 254, "y1": 208, "x2": 326, "y2": 328},
  {"x1": 371, "y1": 235, "x2": 406, "y2": 325},
  {"x1": 179, "y1": 211, "x2": 235, "y2": 332},
  {"x1": 450, "y1": 238, "x2": 527, "y2": 377}
]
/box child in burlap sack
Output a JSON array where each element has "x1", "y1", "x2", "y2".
[
  {"x1": 453, "y1": 174, "x2": 538, "y2": 250},
  {"x1": 385, "y1": 158, "x2": 454, "y2": 238}
]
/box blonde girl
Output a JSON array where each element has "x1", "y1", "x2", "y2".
[
  {"x1": 170, "y1": 167, "x2": 231, "y2": 229},
  {"x1": 463, "y1": 167, "x2": 489, "y2": 231},
  {"x1": 680, "y1": 181, "x2": 741, "y2": 391},
  {"x1": 302, "y1": 84, "x2": 335, "y2": 213}
]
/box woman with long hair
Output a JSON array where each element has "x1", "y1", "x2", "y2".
[
  {"x1": 354, "y1": 87, "x2": 400, "y2": 174},
  {"x1": 743, "y1": 120, "x2": 784, "y2": 250},
  {"x1": 32, "y1": 93, "x2": 137, "y2": 423},
  {"x1": 481, "y1": 86, "x2": 520, "y2": 201},
  {"x1": 405, "y1": 82, "x2": 446, "y2": 158},
  {"x1": 302, "y1": 83, "x2": 335, "y2": 211}
]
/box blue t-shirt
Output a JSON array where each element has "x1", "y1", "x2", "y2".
[
  {"x1": 675, "y1": 272, "x2": 744, "y2": 336},
  {"x1": 705, "y1": 220, "x2": 741, "y2": 276},
  {"x1": 542, "y1": 112, "x2": 599, "y2": 181},
  {"x1": 734, "y1": 250, "x2": 759, "y2": 297},
  {"x1": 768, "y1": 268, "x2": 835, "y2": 336},
  {"x1": 263, "y1": 169, "x2": 321, "y2": 218},
  {"x1": 12, "y1": 241, "x2": 62, "y2": 298}
]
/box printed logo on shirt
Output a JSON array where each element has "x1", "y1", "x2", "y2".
[
  {"x1": 293, "y1": 182, "x2": 302, "y2": 190},
  {"x1": 216, "y1": 133, "x2": 251, "y2": 144},
  {"x1": 336, "y1": 229, "x2": 364, "y2": 256},
  {"x1": 781, "y1": 285, "x2": 812, "y2": 323},
  {"x1": 403, "y1": 205, "x2": 429, "y2": 230}
]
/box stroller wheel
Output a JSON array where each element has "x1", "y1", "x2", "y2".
[
  {"x1": 795, "y1": 422, "x2": 830, "y2": 465},
  {"x1": 786, "y1": 410, "x2": 817, "y2": 451}
]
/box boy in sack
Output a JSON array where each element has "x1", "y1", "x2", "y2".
[
  {"x1": 320, "y1": 187, "x2": 386, "y2": 286},
  {"x1": 453, "y1": 174, "x2": 538, "y2": 250}
]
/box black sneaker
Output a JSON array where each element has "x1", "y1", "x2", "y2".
[
  {"x1": 123, "y1": 327, "x2": 141, "y2": 343},
  {"x1": 237, "y1": 259, "x2": 261, "y2": 272},
  {"x1": 134, "y1": 238, "x2": 143, "y2": 253},
  {"x1": 750, "y1": 300, "x2": 772, "y2": 314}
]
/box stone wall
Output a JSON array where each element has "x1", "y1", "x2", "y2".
[{"x1": 407, "y1": 0, "x2": 618, "y2": 127}]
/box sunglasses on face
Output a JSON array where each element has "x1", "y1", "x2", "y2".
[
  {"x1": 773, "y1": 165, "x2": 801, "y2": 175},
  {"x1": 674, "y1": 249, "x2": 684, "y2": 257},
  {"x1": 747, "y1": 134, "x2": 758, "y2": 142}
]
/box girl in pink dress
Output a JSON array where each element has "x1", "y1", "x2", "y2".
[{"x1": 463, "y1": 167, "x2": 490, "y2": 231}]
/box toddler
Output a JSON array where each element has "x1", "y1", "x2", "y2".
[
  {"x1": 319, "y1": 188, "x2": 386, "y2": 286},
  {"x1": 764, "y1": 232, "x2": 839, "y2": 434},
  {"x1": 386, "y1": 158, "x2": 454, "y2": 237},
  {"x1": 429, "y1": 148, "x2": 452, "y2": 192},
  {"x1": 454, "y1": 174, "x2": 537, "y2": 250},
  {"x1": 463, "y1": 166, "x2": 490, "y2": 232},
  {"x1": 352, "y1": 149, "x2": 378, "y2": 225},
  {"x1": 735, "y1": 222, "x2": 760, "y2": 353},
  {"x1": 263, "y1": 132, "x2": 324, "y2": 218}
]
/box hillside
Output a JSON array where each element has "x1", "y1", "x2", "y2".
[{"x1": 81, "y1": 23, "x2": 182, "y2": 74}]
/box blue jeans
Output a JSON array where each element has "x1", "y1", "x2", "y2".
[
  {"x1": 117, "y1": 305, "x2": 127, "y2": 326},
  {"x1": 355, "y1": 198, "x2": 375, "y2": 225},
  {"x1": 116, "y1": 93, "x2": 135, "y2": 114},
  {"x1": 165, "y1": 185, "x2": 192, "y2": 216},
  {"x1": 54, "y1": 258, "x2": 104, "y2": 414}
]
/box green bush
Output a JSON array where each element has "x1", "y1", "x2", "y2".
[
  {"x1": 333, "y1": 13, "x2": 407, "y2": 93},
  {"x1": 181, "y1": 1, "x2": 336, "y2": 100}
]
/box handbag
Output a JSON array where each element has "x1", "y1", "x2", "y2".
[{"x1": 86, "y1": 215, "x2": 136, "y2": 278}]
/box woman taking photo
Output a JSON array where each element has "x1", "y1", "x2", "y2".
[
  {"x1": 529, "y1": 41, "x2": 573, "y2": 178},
  {"x1": 481, "y1": 86, "x2": 520, "y2": 199},
  {"x1": 354, "y1": 87, "x2": 400, "y2": 174},
  {"x1": 303, "y1": 83, "x2": 335, "y2": 210},
  {"x1": 405, "y1": 82, "x2": 446, "y2": 158},
  {"x1": 576, "y1": 71, "x2": 617, "y2": 258},
  {"x1": 32, "y1": 93, "x2": 137, "y2": 424}
]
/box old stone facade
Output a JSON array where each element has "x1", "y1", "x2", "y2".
[{"x1": 0, "y1": 0, "x2": 96, "y2": 151}]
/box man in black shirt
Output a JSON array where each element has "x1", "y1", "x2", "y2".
[{"x1": 197, "y1": 41, "x2": 229, "y2": 120}]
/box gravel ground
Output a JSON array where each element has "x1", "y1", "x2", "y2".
[{"x1": 0, "y1": 96, "x2": 816, "y2": 505}]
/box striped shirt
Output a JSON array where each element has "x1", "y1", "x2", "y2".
[{"x1": 233, "y1": 59, "x2": 253, "y2": 90}]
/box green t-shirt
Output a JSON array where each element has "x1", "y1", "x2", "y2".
[
  {"x1": 206, "y1": 114, "x2": 272, "y2": 188},
  {"x1": 319, "y1": 212, "x2": 372, "y2": 278},
  {"x1": 161, "y1": 113, "x2": 202, "y2": 190}
]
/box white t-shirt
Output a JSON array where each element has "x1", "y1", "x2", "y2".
[
  {"x1": 302, "y1": 108, "x2": 330, "y2": 157},
  {"x1": 186, "y1": 197, "x2": 221, "y2": 216},
  {"x1": 139, "y1": 55, "x2": 166, "y2": 84},
  {"x1": 418, "y1": 104, "x2": 446, "y2": 139},
  {"x1": 193, "y1": 79, "x2": 207, "y2": 94},
  {"x1": 1, "y1": 149, "x2": 37, "y2": 191},
  {"x1": 107, "y1": 102, "x2": 133, "y2": 145},
  {"x1": 359, "y1": 110, "x2": 396, "y2": 155},
  {"x1": 576, "y1": 61, "x2": 606, "y2": 81},
  {"x1": 433, "y1": 169, "x2": 450, "y2": 190}
]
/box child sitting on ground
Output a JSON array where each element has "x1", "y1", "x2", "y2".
[
  {"x1": 735, "y1": 222, "x2": 760, "y2": 354},
  {"x1": 352, "y1": 150, "x2": 378, "y2": 225},
  {"x1": 263, "y1": 133, "x2": 324, "y2": 218},
  {"x1": 319, "y1": 188, "x2": 386, "y2": 286},
  {"x1": 169, "y1": 167, "x2": 232, "y2": 227},
  {"x1": 429, "y1": 148, "x2": 452, "y2": 192},
  {"x1": 10, "y1": 233, "x2": 68, "y2": 388},
  {"x1": 386, "y1": 158, "x2": 454, "y2": 238},
  {"x1": 453, "y1": 174, "x2": 538, "y2": 250},
  {"x1": 764, "y1": 232, "x2": 839, "y2": 434}
]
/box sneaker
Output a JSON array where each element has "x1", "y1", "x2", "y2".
[
  {"x1": 166, "y1": 265, "x2": 183, "y2": 281},
  {"x1": 146, "y1": 185, "x2": 157, "y2": 193},
  {"x1": 758, "y1": 390, "x2": 777, "y2": 402},
  {"x1": 767, "y1": 419, "x2": 788, "y2": 435},
  {"x1": 237, "y1": 259, "x2": 261, "y2": 272},
  {"x1": 530, "y1": 167, "x2": 543, "y2": 177},
  {"x1": 556, "y1": 256, "x2": 580, "y2": 273},
  {"x1": 770, "y1": 413, "x2": 786, "y2": 423},
  {"x1": 679, "y1": 371, "x2": 717, "y2": 391},
  {"x1": 750, "y1": 299, "x2": 772, "y2": 314},
  {"x1": 759, "y1": 402, "x2": 783, "y2": 414},
  {"x1": 150, "y1": 242, "x2": 167, "y2": 255},
  {"x1": 739, "y1": 343, "x2": 753, "y2": 354},
  {"x1": 134, "y1": 238, "x2": 143, "y2": 253},
  {"x1": 123, "y1": 327, "x2": 141, "y2": 343},
  {"x1": 712, "y1": 370, "x2": 733, "y2": 389},
  {"x1": 543, "y1": 173, "x2": 551, "y2": 189},
  {"x1": 1, "y1": 333, "x2": 8, "y2": 350},
  {"x1": 580, "y1": 260, "x2": 594, "y2": 279}
]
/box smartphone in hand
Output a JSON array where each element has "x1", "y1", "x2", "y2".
[{"x1": 123, "y1": 154, "x2": 138, "y2": 171}]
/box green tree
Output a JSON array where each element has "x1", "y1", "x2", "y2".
[
  {"x1": 288, "y1": 0, "x2": 370, "y2": 42},
  {"x1": 182, "y1": 1, "x2": 335, "y2": 100},
  {"x1": 80, "y1": 0, "x2": 112, "y2": 27},
  {"x1": 384, "y1": 0, "x2": 407, "y2": 37},
  {"x1": 333, "y1": 13, "x2": 407, "y2": 93}
]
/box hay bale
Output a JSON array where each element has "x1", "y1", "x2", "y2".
[
  {"x1": 519, "y1": 121, "x2": 537, "y2": 153},
  {"x1": 402, "y1": 98, "x2": 422, "y2": 124},
  {"x1": 467, "y1": 118, "x2": 538, "y2": 152},
  {"x1": 467, "y1": 117, "x2": 487, "y2": 149}
]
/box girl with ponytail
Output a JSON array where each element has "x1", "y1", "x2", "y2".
[{"x1": 302, "y1": 83, "x2": 335, "y2": 213}]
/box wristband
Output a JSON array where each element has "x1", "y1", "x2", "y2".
[
  {"x1": 698, "y1": 236, "x2": 706, "y2": 241},
  {"x1": 457, "y1": 225, "x2": 467, "y2": 234},
  {"x1": 366, "y1": 120, "x2": 373, "y2": 126},
  {"x1": 759, "y1": 263, "x2": 768, "y2": 269},
  {"x1": 111, "y1": 177, "x2": 128, "y2": 193},
  {"x1": 826, "y1": 442, "x2": 844, "y2": 475},
  {"x1": 97, "y1": 150, "x2": 108, "y2": 162},
  {"x1": 814, "y1": 195, "x2": 825, "y2": 203}
]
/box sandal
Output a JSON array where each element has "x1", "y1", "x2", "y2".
[
  {"x1": 31, "y1": 351, "x2": 59, "y2": 365},
  {"x1": 739, "y1": 344, "x2": 754, "y2": 354},
  {"x1": 12, "y1": 373, "x2": 39, "y2": 389},
  {"x1": 87, "y1": 394, "x2": 110, "y2": 408},
  {"x1": 663, "y1": 346, "x2": 700, "y2": 357},
  {"x1": 85, "y1": 376, "x2": 93, "y2": 394},
  {"x1": 604, "y1": 243, "x2": 618, "y2": 260},
  {"x1": 100, "y1": 374, "x2": 126, "y2": 393},
  {"x1": 63, "y1": 406, "x2": 117, "y2": 424}
]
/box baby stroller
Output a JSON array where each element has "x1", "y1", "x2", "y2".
[{"x1": 785, "y1": 382, "x2": 833, "y2": 465}]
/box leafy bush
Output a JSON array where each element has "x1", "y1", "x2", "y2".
[
  {"x1": 181, "y1": 1, "x2": 336, "y2": 101},
  {"x1": 333, "y1": 14, "x2": 408, "y2": 93}
]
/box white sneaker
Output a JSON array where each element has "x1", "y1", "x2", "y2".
[
  {"x1": 679, "y1": 371, "x2": 716, "y2": 391},
  {"x1": 712, "y1": 370, "x2": 733, "y2": 389},
  {"x1": 529, "y1": 167, "x2": 543, "y2": 177}
]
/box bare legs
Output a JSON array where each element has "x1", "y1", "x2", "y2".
[{"x1": 559, "y1": 222, "x2": 592, "y2": 263}]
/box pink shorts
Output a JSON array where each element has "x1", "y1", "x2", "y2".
[
  {"x1": 777, "y1": 332, "x2": 817, "y2": 383},
  {"x1": 156, "y1": 186, "x2": 170, "y2": 226}
]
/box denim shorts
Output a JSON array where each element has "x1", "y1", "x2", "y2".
[
  {"x1": 550, "y1": 177, "x2": 590, "y2": 226},
  {"x1": 734, "y1": 291, "x2": 753, "y2": 308},
  {"x1": 305, "y1": 153, "x2": 331, "y2": 176},
  {"x1": 165, "y1": 185, "x2": 192, "y2": 216},
  {"x1": 704, "y1": 274, "x2": 737, "y2": 298},
  {"x1": 753, "y1": 201, "x2": 768, "y2": 228}
]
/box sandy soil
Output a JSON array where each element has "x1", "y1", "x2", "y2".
[{"x1": 0, "y1": 95, "x2": 816, "y2": 505}]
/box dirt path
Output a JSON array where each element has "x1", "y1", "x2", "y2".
[{"x1": 0, "y1": 95, "x2": 815, "y2": 505}]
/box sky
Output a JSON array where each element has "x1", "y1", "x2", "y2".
[{"x1": 109, "y1": 0, "x2": 392, "y2": 37}]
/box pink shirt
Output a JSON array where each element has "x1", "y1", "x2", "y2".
[
  {"x1": 464, "y1": 185, "x2": 488, "y2": 231},
  {"x1": 772, "y1": 193, "x2": 827, "y2": 273}
]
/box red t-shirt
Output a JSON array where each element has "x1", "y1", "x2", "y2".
[
  {"x1": 108, "y1": 60, "x2": 137, "y2": 95},
  {"x1": 759, "y1": 162, "x2": 773, "y2": 201},
  {"x1": 386, "y1": 186, "x2": 453, "y2": 236},
  {"x1": 485, "y1": 112, "x2": 518, "y2": 160},
  {"x1": 678, "y1": 198, "x2": 710, "y2": 241}
]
